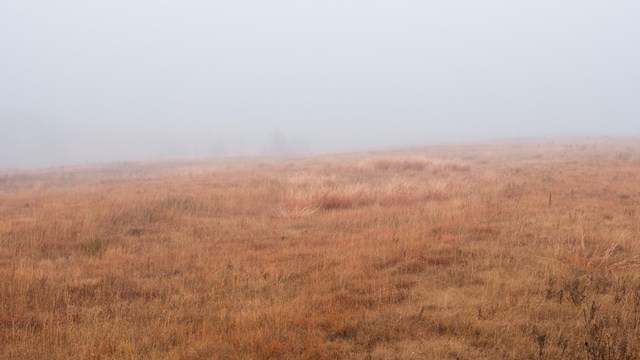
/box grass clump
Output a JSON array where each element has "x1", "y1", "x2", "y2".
[
  {"x1": 126, "y1": 227, "x2": 145, "y2": 236},
  {"x1": 83, "y1": 237, "x2": 108, "y2": 258}
]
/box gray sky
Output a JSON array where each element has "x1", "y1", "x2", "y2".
[{"x1": 1, "y1": 1, "x2": 639, "y2": 169}]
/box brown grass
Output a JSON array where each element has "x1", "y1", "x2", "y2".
[{"x1": 1, "y1": 138, "x2": 640, "y2": 359}]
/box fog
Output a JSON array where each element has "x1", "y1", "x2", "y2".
[{"x1": 1, "y1": 1, "x2": 639, "y2": 169}]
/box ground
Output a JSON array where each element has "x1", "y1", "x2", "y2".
[{"x1": 1, "y1": 138, "x2": 640, "y2": 359}]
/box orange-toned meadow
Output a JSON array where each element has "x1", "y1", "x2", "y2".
[{"x1": 1, "y1": 138, "x2": 640, "y2": 359}]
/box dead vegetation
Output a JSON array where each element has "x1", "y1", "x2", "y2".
[{"x1": 1, "y1": 138, "x2": 640, "y2": 359}]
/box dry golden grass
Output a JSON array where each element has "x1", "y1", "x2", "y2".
[{"x1": 2, "y1": 138, "x2": 640, "y2": 359}]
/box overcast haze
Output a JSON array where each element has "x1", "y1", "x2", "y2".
[{"x1": 1, "y1": 1, "x2": 639, "y2": 169}]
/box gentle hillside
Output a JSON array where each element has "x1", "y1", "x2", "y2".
[{"x1": 1, "y1": 138, "x2": 640, "y2": 359}]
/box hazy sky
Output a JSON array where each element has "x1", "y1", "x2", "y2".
[{"x1": 1, "y1": 1, "x2": 639, "y2": 169}]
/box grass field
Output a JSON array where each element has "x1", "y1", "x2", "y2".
[{"x1": 1, "y1": 138, "x2": 640, "y2": 359}]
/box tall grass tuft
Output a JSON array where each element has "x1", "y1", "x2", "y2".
[{"x1": 84, "y1": 237, "x2": 108, "y2": 258}]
